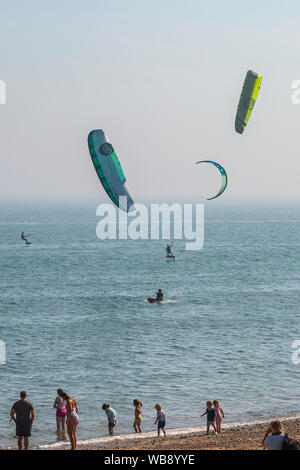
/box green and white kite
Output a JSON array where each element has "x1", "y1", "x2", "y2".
[
  {"x1": 196, "y1": 160, "x2": 228, "y2": 200},
  {"x1": 88, "y1": 129, "x2": 134, "y2": 212},
  {"x1": 235, "y1": 70, "x2": 262, "y2": 134}
]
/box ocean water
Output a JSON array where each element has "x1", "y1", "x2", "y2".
[{"x1": 0, "y1": 201, "x2": 300, "y2": 447}]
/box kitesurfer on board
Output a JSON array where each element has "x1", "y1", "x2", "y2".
[
  {"x1": 155, "y1": 289, "x2": 164, "y2": 302},
  {"x1": 21, "y1": 232, "x2": 31, "y2": 245},
  {"x1": 165, "y1": 244, "x2": 174, "y2": 257}
]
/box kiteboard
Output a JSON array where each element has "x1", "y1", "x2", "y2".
[
  {"x1": 165, "y1": 255, "x2": 175, "y2": 259},
  {"x1": 147, "y1": 298, "x2": 162, "y2": 304}
]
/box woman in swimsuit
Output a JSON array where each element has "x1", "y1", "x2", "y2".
[
  {"x1": 53, "y1": 388, "x2": 67, "y2": 432},
  {"x1": 61, "y1": 392, "x2": 79, "y2": 450},
  {"x1": 133, "y1": 399, "x2": 143, "y2": 433}
]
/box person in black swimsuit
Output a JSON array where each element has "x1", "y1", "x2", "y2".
[
  {"x1": 155, "y1": 289, "x2": 164, "y2": 302},
  {"x1": 21, "y1": 232, "x2": 31, "y2": 245},
  {"x1": 165, "y1": 244, "x2": 173, "y2": 257}
]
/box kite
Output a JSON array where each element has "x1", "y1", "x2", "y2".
[
  {"x1": 88, "y1": 129, "x2": 134, "y2": 212},
  {"x1": 235, "y1": 70, "x2": 262, "y2": 134},
  {"x1": 196, "y1": 160, "x2": 228, "y2": 200}
]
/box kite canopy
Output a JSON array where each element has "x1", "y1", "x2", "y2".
[
  {"x1": 88, "y1": 130, "x2": 134, "y2": 212},
  {"x1": 235, "y1": 70, "x2": 262, "y2": 134},
  {"x1": 196, "y1": 160, "x2": 228, "y2": 200}
]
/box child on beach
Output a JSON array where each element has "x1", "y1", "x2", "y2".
[
  {"x1": 213, "y1": 400, "x2": 225, "y2": 434},
  {"x1": 133, "y1": 399, "x2": 143, "y2": 433},
  {"x1": 102, "y1": 403, "x2": 117, "y2": 436},
  {"x1": 154, "y1": 403, "x2": 166, "y2": 437},
  {"x1": 201, "y1": 401, "x2": 217, "y2": 435}
]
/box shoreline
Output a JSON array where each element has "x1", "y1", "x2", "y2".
[{"x1": 2, "y1": 414, "x2": 300, "y2": 451}]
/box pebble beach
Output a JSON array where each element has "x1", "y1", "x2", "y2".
[{"x1": 21, "y1": 416, "x2": 299, "y2": 451}]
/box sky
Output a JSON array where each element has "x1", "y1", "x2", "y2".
[{"x1": 0, "y1": 0, "x2": 300, "y2": 203}]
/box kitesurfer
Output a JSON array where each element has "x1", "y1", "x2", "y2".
[
  {"x1": 165, "y1": 244, "x2": 173, "y2": 257},
  {"x1": 21, "y1": 232, "x2": 30, "y2": 244},
  {"x1": 155, "y1": 289, "x2": 164, "y2": 302}
]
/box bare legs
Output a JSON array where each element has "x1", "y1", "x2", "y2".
[
  {"x1": 158, "y1": 427, "x2": 166, "y2": 437},
  {"x1": 17, "y1": 437, "x2": 29, "y2": 450},
  {"x1": 206, "y1": 423, "x2": 217, "y2": 435},
  {"x1": 108, "y1": 424, "x2": 115, "y2": 436},
  {"x1": 134, "y1": 419, "x2": 142, "y2": 433},
  {"x1": 56, "y1": 416, "x2": 66, "y2": 432},
  {"x1": 67, "y1": 418, "x2": 78, "y2": 450}
]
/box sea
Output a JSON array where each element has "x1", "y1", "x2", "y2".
[{"x1": 0, "y1": 201, "x2": 300, "y2": 448}]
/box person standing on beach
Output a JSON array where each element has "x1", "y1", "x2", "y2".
[
  {"x1": 213, "y1": 400, "x2": 224, "y2": 434},
  {"x1": 133, "y1": 399, "x2": 143, "y2": 433},
  {"x1": 10, "y1": 391, "x2": 35, "y2": 450},
  {"x1": 102, "y1": 403, "x2": 117, "y2": 436},
  {"x1": 61, "y1": 392, "x2": 79, "y2": 450},
  {"x1": 53, "y1": 388, "x2": 67, "y2": 432},
  {"x1": 262, "y1": 421, "x2": 285, "y2": 450},
  {"x1": 201, "y1": 401, "x2": 217, "y2": 435},
  {"x1": 154, "y1": 403, "x2": 166, "y2": 437}
]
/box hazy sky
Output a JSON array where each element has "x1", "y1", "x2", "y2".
[{"x1": 0, "y1": 0, "x2": 300, "y2": 203}]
